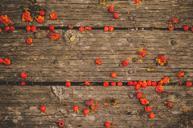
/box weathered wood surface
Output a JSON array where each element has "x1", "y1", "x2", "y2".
[
  {"x1": 1, "y1": 0, "x2": 193, "y2": 28},
  {"x1": 0, "y1": 30, "x2": 193, "y2": 81},
  {"x1": 0, "y1": 0, "x2": 193, "y2": 128},
  {"x1": 0, "y1": 86, "x2": 193, "y2": 128}
]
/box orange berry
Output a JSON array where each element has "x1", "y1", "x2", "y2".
[
  {"x1": 111, "y1": 72, "x2": 117, "y2": 78},
  {"x1": 149, "y1": 112, "x2": 155, "y2": 119},
  {"x1": 25, "y1": 37, "x2": 33, "y2": 45},
  {"x1": 95, "y1": 58, "x2": 102, "y2": 65},
  {"x1": 50, "y1": 11, "x2": 58, "y2": 20}
]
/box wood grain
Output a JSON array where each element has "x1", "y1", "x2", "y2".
[
  {"x1": 0, "y1": 30, "x2": 193, "y2": 81},
  {"x1": 0, "y1": 86, "x2": 193, "y2": 128},
  {"x1": 0, "y1": 0, "x2": 193, "y2": 128},
  {"x1": 1, "y1": 0, "x2": 193, "y2": 28}
]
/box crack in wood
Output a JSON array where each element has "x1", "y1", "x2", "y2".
[
  {"x1": 12, "y1": 26, "x2": 186, "y2": 31},
  {"x1": 0, "y1": 80, "x2": 183, "y2": 86}
]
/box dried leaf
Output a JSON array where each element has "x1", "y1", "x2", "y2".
[
  {"x1": 70, "y1": 35, "x2": 76, "y2": 42},
  {"x1": 146, "y1": 67, "x2": 155, "y2": 72},
  {"x1": 138, "y1": 59, "x2": 143, "y2": 63}
]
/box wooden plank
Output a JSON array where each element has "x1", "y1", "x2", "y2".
[
  {"x1": 0, "y1": 86, "x2": 192, "y2": 128},
  {"x1": 1, "y1": 0, "x2": 193, "y2": 28},
  {"x1": 44, "y1": 0, "x2": 193, "y2": 28},
  {"x1": 0, "y1": 30, "x2": 193, "y2": 81},
  {"x1": 0, "y1": 0, "x2": 193, "y2": 128}
]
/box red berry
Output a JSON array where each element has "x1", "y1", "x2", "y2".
[
  {"x1": 65, "y1": 81, "x2": 71, "y2": 87},
  {"x1": 111, "y1": 82, "x2": 116, "y2": 86},
  {"x1": 0, "y1": 28, "x2": 2, "y2": 32},
  {"x1": 191, "y1": 27, "x2": 193, "y2": 32},
  {"x1": 186, "y1": 81, "x2": 192, "y2": 87},
  {"x1": 108, "y1": 5, "x2": 114, "y2": 13},
  {"x1": 133, "y1": 81, "x2": 138, "y2": 86},
  {"x1": 20, "y1": 72, "x2": 27, "y2": 79},
  {"x1": 138, "y1": 48, "x2": 147, "y2": 58},
  {"x1": 183, "y1": 25, "x2": 189, "y2": 31},
  {"x1": 141, "y1": 81, "x2": 147, "y2": 88},
  {"x1": 40, "y1": 105, "x2": 46, "y2": 113},
  {"x1": 171, "y1": 17, "x2": 179, "y2": 24},
  {"x1": 108, "y1": 26, "x2": 114, "y2": 32},
  {"x1": 0, "y1": 58, "x2": 4, "y2": 64},
  {"x1": 73, "y1": 105, "x2": 79, "y2": 112},
  {"x1": 104, "y1": 26, "x2": 109, "y2": 32},
  {"x1": 147, "y1": 80, "x2": 152, "y2": 86},
  {"x1": 138, "y1": 81, "x2": 143, "y2": 86},
  {"x1": 145, "y1": 106, "x2": 152, "y2": 112},
  {"x1": 25, "y1": 37, "x2": 33, "y2": 45},
  {"x1": 149, "y1": 112, "x2": 155, "y2": 119},
  {"x1": 117, "y1": 81, "x2": 123, "y2": 86},
  {"x1": 177, "y1": 71, "x2": 185, "y2": 78},
  {"x1": 104, "y1": 121, "x2": 111, "y2": 128},
  {"x1": 79, "y1": 26, "x2": 85, "y2": 32},
  {"x1": 162, "y1": 76, "x2": 170, "y2": 84},
  {"x1": 84, "y1": 81, "x2": 91, "y2": 86},
  {"x1": 85, "y1": 26, "x2": 92, "y2": 31},
  {"x1": 113, "y1": 12, "x2": 119, "y2": 19},
  {"x1": 136, "y1": 92, "x2": 143, "y2": 99},
  {"x1": 139, "y1": 98, "x2": 149, "y2": 105},
  {"x1": 151, "y1": 81, "x2": 157, "y2": 86},
  {"x1": 9, "y1": 26, "x2": 15, "y2": 32},
  {"x1": 83, "y1": 108, "x2": 89, "y2": 116},
  {"x1": 39, "y1": 9, "x2": 45, "y2": 16},
  {"x1": 49, "y1": 25, "x2": 55, "y2": 32},
  {"x1": 56, "y1": 119, "x2": 65, "y2": 128},
  {"x1": 50, "y1": 11, "x2": 58, "y2": 20},
  {"x1": 4, "y1": 26, "x2": 10, "y2": 32},
  {"x1": 133, "y1": 0, "x2": 142, "y2": 4},
  {"x1": 26, "y1": 25, "x2": 31, "y2": 32},
  {"x1": 95, "y1": 58, "x2": 102, "y2": 65},
  {"x1": 155, "y1": 85, "x2": 164, "y2": 93},
  {"x1": 103, "y1": 81, "x2": 109, "y2": 87},
  {"x1": 121, "y1": 60, "x2": 129, "y2": 67},
  {"x1": 127, "y1": 81, "x2": 134, "y2": 86},
  {"x1": 135, "y1": 84, "x2": 141, "y2": 90},
  {"x1": 31, "y1": 25, "x2": 37, "y2": 32},
  {"x1": 3, "y1": 58, "x2": 11, "y2": 65}
]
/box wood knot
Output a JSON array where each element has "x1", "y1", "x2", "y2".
[
  {"x1": 170, "y1": 40, "x2": 177, "y2": 46},
  {"x1": 64, "y1": 30, "x2": 80, "y2": 44}
]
